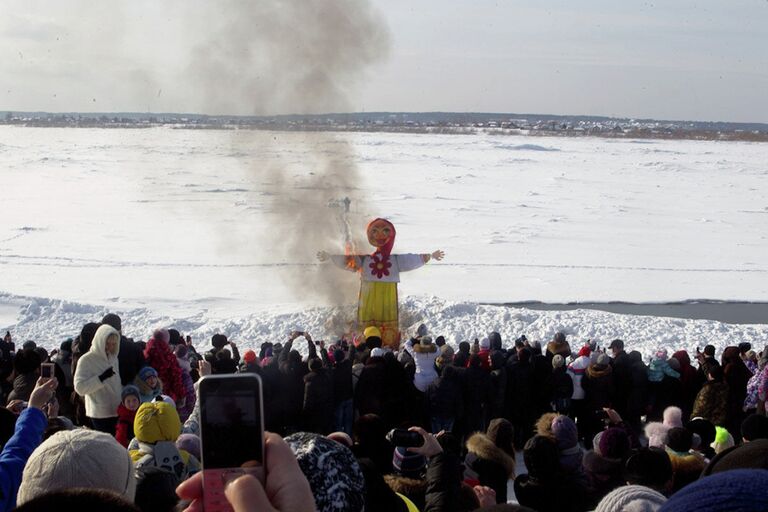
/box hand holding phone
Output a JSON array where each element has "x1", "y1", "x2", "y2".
[
  {"x1": 386, "y1": 428, "x2": 424, "y2": 448},
  {"x1": 199, "y1": 374, "x2": 265, "y2": 512}
]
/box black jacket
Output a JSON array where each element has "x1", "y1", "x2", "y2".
[
  {"x1": 118, "y1": 336, "x2": 146, "y2": 386},
  {"x1": 303, "y1": 369, "x2": 334, "y2": 434},
  {"x1": 426, "y1": 365, "x2": 464, "y2": 420}
]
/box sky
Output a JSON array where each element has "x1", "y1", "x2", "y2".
[{"x1": 1, "y1": 0, "x2": 767, "y2": 123}]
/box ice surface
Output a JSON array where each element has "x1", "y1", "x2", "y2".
[{"x1": 1, "y1": 126, "x2": 766, "y2": 350}]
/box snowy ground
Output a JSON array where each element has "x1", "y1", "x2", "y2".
[{"x1": 1, "y1": 126, "x2": 766, "y2": 354}]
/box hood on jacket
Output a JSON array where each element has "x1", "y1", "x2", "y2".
[
  {"x1": 90, "y1": 324, "x2": 120, "y2": 361},
  {"x1": 412, "y1": 343, "x2": 437, "y2": 354},
  {"x1": 466, "y1": 432, "x2": 515, "y2": 477},
  {"x1": 672, "y1": 350, "x2": 692, "y2": 369},
  {"x1": 134, "y1": 401, "x2": 181, "y2": 444}
]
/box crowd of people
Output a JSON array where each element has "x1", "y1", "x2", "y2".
[{"x1": 0, "y1": 316, "x2": 767, "y2": 511}]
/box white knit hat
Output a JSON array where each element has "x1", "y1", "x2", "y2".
[
  {"x1": 595, "y1": 484, "x2": 667, "y2": 512},
  {"x1": 17, "y1": 429, "x2": 137, "y2": 505}
]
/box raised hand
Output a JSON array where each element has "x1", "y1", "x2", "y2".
[
  {"x1": 316, "y1": 251, "x2": 329, "y2": 262},
  {"x1": 431, "y1": 250, "x2": 444, "y2": 261}
]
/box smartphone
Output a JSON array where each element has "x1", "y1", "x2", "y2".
[
  {"x1": 199, "y1": 374, "x2": 265, "y2": 512},
  {"x1": 40, "y1": 363, "x2": 54, "y2": 379},
  {"x1": 386, "y1": 428, "x2": 424, "y2": 448}
]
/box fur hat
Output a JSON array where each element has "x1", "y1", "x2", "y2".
[
  {"x1": 663, "y1": 407, "x2": 683, "y2": 428},
  {"x1": 596, "y1": 485, "x2": 666, "y2": 512},
  {"x1": 659, "y1": 469, "x2": 768, "y2": 512},
  {"x1": 552, "y1": 354, "x2": 565, "y2": 369},
  {"x1": 286, "y1": 432, "x2": 365, "y2": 512},
  {"x1": 121, "y1": 385, "x2": 141, "y2": 402},
  {"x1": 17, "y1": 429, "x2": 137, "y2": 505}
]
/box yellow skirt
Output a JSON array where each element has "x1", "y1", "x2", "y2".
[{"x1": 358, "y1": 281, "x2": 400, "y2": 348}]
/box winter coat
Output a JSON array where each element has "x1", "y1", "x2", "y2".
[
  {"x1": 144, "y1": 338, "x2": 184, "y2": 403},
  {"x1": 648, "y1": 357, "x2": 680, "y2": 382},
  {"x1": 609, "y1": 351, "x2": 632, "y2": 412},
  {"x1": 582, "y1": 363, "x2": 615, "y2": 412},
  {"x1": 118, "y1": 336, "x2": 145, "y2": 386},
  {"x1": 723, "y1": 347, "x2": 751, "y2": 429},
  {"x1": 692, "y1": 381, "x2": 729, "y2": 426},
  {"x1": 488, "y1": 360, "x2": 508, "y2": 420},
  {"x1": 0, "y1": 407, "x2": 47, "y2": 512},
  {"x1": 303, "y1": 369, "x2": 334, "y2": 434},
  {"x1": 404, "y1": 340, "x2": 438, "y2": 392},
  {"x1": 567, "y1": 355, "x2": 590, "y2": 400},
  {"x1": 464, "y1": 432, "x2": 515, "y2": 503},
  {"x1": 130, "y1": 401, "x2": 198, "y2": 481},
  {"x1": 423, "y1": 452, "x2": 461, "y2": 512},
  {"x1": 355, "y1": 357, "x2": 387, "y2": 417},
  {"x1": 466, "y1": 349, "x2": 491, "y2": 371},
  {"x1": 426, "y1": 365, "x2": 464, "y2": 420},
  {"x1": 551, "y1": 366, "x2": 574, "y2": 403},
  {"x1": 115, "y1": 404, "x2": 137, "y2": 448},
  {"x1": 463, "y1": 364, "x2": 491, "y2": 430},
  {"x1": 514, "y1": 473, "x2": 592, "y2": 512},
  {"x1": 329, "y1": 346, "x2": 355, "y2": 405},
  {"x1": 626, "y1": 356, "x2": 649, "y2": 420},
  {"x1": 52, "y1": 351, "x2": 73, "y2": 388},
  {"x1": 506, "y1": 358, "x2": 536, "y2": 422},
  {"x1": 672, "y1": 350, "x2": 701, "y2": 418},
  {"x1": 74, "y1": 324, "x2": 122, "y2": 419},
  {"x1": 582, "y1": 449, "x2": 625, "y2": 499},
  {"x1": 175, "y1": 357, "x2": 196, "y2": 422}
]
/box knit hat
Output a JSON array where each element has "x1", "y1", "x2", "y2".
[
  {"x1": 595, "y1": 353, "x2": 610, "y2": 367},
  {"x1": 152, "y1": 328, "x2": 170, "y2": 344},
  {"x1": 440, "y1": 344, "x2": 455, "y2": 360},
  {"x1": 625, "y1": 448, "x2": 673, "y2": 489},
  {"x1": 552, "y1": 354, "x2": 565, "y2": 369},
  {"x1": 121, "y1": 385, "x2": 141, "y2": 402},
  {"x1": 421, "y1": 336, "x2": 433, "y2": 345},
  {"x1": 741, "y1": 414, "x2": 768, "y2": 441},
  {"x1": 286, "y1": 432, "x2": 365, "y2": 512},
  {"x1": 596, "y1": 485, "x2": 667, "y2": 512},
  {"x1": 175, "y1": 433, "x2": 201, "y2": 461},
  {"x1": 243, "y1": 350, "x2": 257, "y2": 364},
  {"x1": 153, "y1": 394, "x2": 177, "y2": 408},
  {"x1": 551, "y1": 415, "x2": 578, "y2": 450},
  {"x1": 578, "y1": 345, "x2": 591, "y2": 358},
  {"x1": 364, "y1": 326, "x2": 382, "y2": 340},
  {"x1": 686, "y1": 418, "x2": 716, "y2": 448},
  {"x1": 370, "y1": 347, "x2": 385, "y2": 359},
  {"x1": 416, "y1": 324, "x2": 428, "y2": 337},
  {"x1": 479, "y1": 337, "x2": 490, "y2": 350},
  {"x1": 17, "y1": 429, "x2": 137, "y2": 505},
  {"x1": 138, "y1": 366, "x2": 158, "y2": 381},
  {"x1": 654, "y1": 348, "x2": 668, "y2": 360},
  {"x1": 659, "y1": 469, "x2": 768, "y2": 512},
  {"x1": 702, "y1": 438, "x2": 768, "y2": 476},
  {"x1": 392, "y1": 446, "x2": 427, "y2": 478},
  {"x1": 711, "y1": 426, "x2": 734, "y2": 454},
  {"x1": 662, "y1": 407, "x2": 683, "y2": 428},
  {"x1": 598, "y1": 427, "x2": 631, "y2": 460}
]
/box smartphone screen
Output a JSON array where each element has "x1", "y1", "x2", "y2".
[
  {"x1": 41, "y1": 363, "x2": 54, "y2": 379},
  {"x1": 200, "y1": 374, "x2": 264, "y2": 469}
]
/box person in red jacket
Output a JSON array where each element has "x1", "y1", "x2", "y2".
[
  {"x1": 143, "y1": 329, "x2": 184, "y2": 403},
  {"x1": 115, "y1": 385, "x2": 141, "y2": 448}
]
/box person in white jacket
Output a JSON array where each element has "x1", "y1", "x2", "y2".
[
  {"x1": 74, "y1": 324, "x2": 122, "y2": 434},
  {"x1": 405, "y1": 336, "x2": 439, "y2": 392},
  {"x1": 567, "y1": 344, "x2": 592, "y2": 444}
]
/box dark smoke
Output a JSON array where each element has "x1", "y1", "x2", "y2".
[{"x1": 187, "y1": 0, "x2": 390, "y2": 313}]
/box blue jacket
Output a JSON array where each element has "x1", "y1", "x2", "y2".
[{"x1": 0, "y1": 407, "x2": 47, "y2": 511}]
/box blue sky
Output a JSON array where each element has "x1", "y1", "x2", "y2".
[{"x1": 1, "y1": 0, "x2": 766, "y2": 122}]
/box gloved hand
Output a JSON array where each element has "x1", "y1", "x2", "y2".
[{"x1": 99, "y1": 367, "x2": 116, "y2": 382}]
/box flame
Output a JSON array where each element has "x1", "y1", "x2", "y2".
[{"x1": 344, "y1": 241, "x2": 360, "y2": 272}]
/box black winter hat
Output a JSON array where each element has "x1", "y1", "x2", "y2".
[
  {"x1": 624, "y1": 447, "x2": 673, "y2": 489},
  {"x1": 666, "y1": 427, "x2": 693, "y2": 453},
  {"x1": 687, "y1": 418, "x2": 717, "y2": 447},
  {"x1": 14, "y1": 348, "x2": 41, "y2": 374},
  {"x1": 488, "y1": 332, "x2": 502, "y2": 350},
  {"x1": 101, "y1": 313, "x2": 122, "y2": 332},
  {"x1": 167, "y1": 329, "x2": 182, "y2": 346},
  {"x1": 741, "y1": 414, "x2": 768, "y2": 442},
  {"x1": 211, "y1": 334, "x2": 228, "y2": 349}
]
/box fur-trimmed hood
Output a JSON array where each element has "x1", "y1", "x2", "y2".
[
  {"x1": 666, "y1": 449, "x2": 706, "y2": 474},
  {"x1": 465, "y1": 433, "x2": 515, "y2": 477},
  {"x1": 412, "y1": 343, "x2": 437, "y2": 354},
  {"x1": 587, "y1": 363, "x2": 613, "y2": 379}
]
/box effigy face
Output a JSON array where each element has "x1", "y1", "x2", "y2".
[{"x1": 367, "y1": 219, "x2": 393, "y2": 248}]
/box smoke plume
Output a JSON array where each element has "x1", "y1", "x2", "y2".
[{"x1": 187, "y1": 0, "x2": 390, "y2": 315}]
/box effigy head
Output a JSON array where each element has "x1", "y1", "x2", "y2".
[{"x1": 366, "y1": 218, "x2": 396, "y2": 250}]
